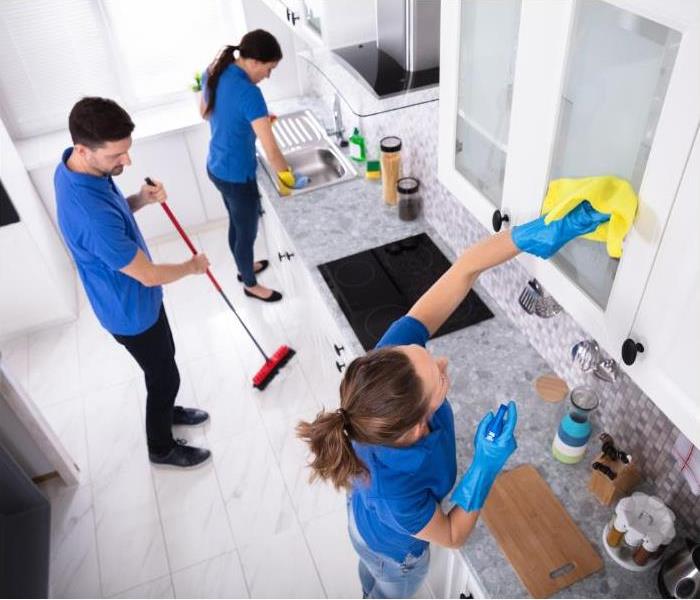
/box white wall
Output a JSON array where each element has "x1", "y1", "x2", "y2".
[
  {"x1": 240, "y1": 0, "x2": 305, "y2": 101},
  {"x1": 0, "y1": 117, "x2": 76, "y2": 338}
]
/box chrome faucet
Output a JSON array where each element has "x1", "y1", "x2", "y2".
[{"x1": 327, "y1": 94, "x2": 348, "y2": 147}]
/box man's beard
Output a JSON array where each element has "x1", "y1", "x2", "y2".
[{"x1": 100, "y1": 165, "x2": 124, "y2": 176}]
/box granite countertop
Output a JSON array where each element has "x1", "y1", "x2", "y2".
[{"x1": 259, "y1": 100, "x2": 660, "y2": 599}]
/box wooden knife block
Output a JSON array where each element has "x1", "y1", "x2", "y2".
[{"x1": 588, "y1": 453, "x2": 641, "y2": 505}]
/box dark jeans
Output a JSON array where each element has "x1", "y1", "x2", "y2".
[
  {"x1": 113, "y1": 306, "x2": 179, "y2": 455},
  {"x1": 207, "y1": 170, "x2": 262, "y2": 286}
]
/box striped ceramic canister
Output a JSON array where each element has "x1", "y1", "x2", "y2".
[{"x1": 552, "y1": 387, "x2": 599, "y2": 464}]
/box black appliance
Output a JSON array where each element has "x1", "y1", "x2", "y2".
[
  {"x1": 333, "y1": 43, "x2": 439, "y2": 98},
  {"x1": 318, "y1": 233, "x2": 494, "y2": 350}
]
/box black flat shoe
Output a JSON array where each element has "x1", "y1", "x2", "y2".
[
  {"x1": 244, "y1": 288, "x2": 283, "y2": 302},
  {"x1": 237, "y1": 260, "x2": 270, "y2": 282},
  {"x1": 173, "y1": 406, "x2": 209, "y2": 426},
  {"x1": 149, "y1": 440, "x2": 211, "y2": 469}
]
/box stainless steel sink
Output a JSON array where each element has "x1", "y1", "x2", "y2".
[{"x1": 256, "y1": 110, "x2": 357, "y2": 196}]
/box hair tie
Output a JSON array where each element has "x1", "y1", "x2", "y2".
[{"x1": 337, "y1": 408, "x2": 351, "y2": 433}]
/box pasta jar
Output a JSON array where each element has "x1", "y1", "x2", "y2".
[{"x1": 380, "y1": 136, "x2": 402, "y2": 205}]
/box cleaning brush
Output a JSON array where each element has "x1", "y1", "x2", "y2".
[{"x1": 145, "y1": 178, "x2": 295, "y2": 390}]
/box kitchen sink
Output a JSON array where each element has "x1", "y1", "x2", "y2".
[{"x1": 256, "y1": 110, "x2": 357, "y2": 196}]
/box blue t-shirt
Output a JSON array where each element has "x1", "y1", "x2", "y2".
[
  {"x1": 54, "y1": 148, "x2": 162, "y2": 335},
  {"x1": 351, "y1": 316, "x2": 457, "y2": 563},
  {"x1": 202, "y1": 64, "x2": 268, "y2": 182}
]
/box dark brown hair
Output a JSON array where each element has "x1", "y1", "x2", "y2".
[
  {"x1": 68, "y1": 97, "x2": 134, "y2": 149},
  {"x1": 296, "y1": 347, "x2": 430, "y2": 491},
  {"x1": 203, "y1": 29, "x2": 283, "y2": 117}
]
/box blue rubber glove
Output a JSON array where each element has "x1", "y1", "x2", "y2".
[
  {"x1": 451, "y1": 401, "x2": 518, "y2": 513},
  {"x1": 511, "y1": 201, "x2": 610, "y2": 259},
  {"x1": 292, "y1": 170, "x2": 310, "y2": 189}
]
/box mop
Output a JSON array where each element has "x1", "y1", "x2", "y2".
[{"x1": 145, "y1": 178, "x2": 295, "y2": 390}]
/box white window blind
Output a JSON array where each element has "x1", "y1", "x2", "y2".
[
  {"x1": 0, "y1": 0, "x2": 243, "y2": 139},
  {"x1": 101, "y1": 0, "x2": 239, "y2": 105},
  {"x1": 0, "y1": 0, "x2": 119, "y2": 139}
]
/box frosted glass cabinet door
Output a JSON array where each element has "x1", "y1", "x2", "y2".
[
  {"x1": 546, "y1": 0, "x2": 681, "y2": 309},
  {"x1": 455, "y1": 0, "x2": 521, "y2": 218}
]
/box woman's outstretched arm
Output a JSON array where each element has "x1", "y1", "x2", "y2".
[{"x1": 408, "y1": 231, "x2": 517, "y2": 336}]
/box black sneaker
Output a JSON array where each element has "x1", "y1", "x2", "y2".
[
  {"x1": 149, "y1": 439, "x2": 211, "y2": 469},
  {"x1": 173, "y1": 406, "x2": 209, "y2": 426}
]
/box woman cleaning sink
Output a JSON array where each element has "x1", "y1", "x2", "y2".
[{"x1": 201, "y1": 29, "x2": 309, "y2": 302}]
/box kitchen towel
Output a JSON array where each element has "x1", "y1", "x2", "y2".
[
  {"x1": 541, "y1": 176, "x2": 638, "y2": 258},
  {"x1": 672, "y1": 432, "x2": 700, "y2": 495}
]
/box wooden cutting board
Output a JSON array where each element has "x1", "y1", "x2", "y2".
[{"x1": 482, "y1": 464, "x2": 603, "y2": 598}]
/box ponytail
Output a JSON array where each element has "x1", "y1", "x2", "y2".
[
  {"x1": 296, "y1": 409, "x2": 368, "y2": 491},
  {"x1": 203, "y1": 30, "x2": 282, "y2": 118},
  {"x1": 296, "y1": 347, "x2": 430, "y2": 491}
]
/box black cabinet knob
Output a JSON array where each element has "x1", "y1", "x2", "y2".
[
  {"x1": 333, "y1": 344, "x2": 344, "y2": 356},
  {"x1": 621, "y1": 338, "x2": 644, "y2": 365},
  {"x1": 335, "y1": 360, "x2": 346, "y2": 373},
  {"x1": 492, "y1": 209, "x2": 510, "y2": 232}
]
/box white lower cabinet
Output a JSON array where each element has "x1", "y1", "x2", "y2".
[
  {"x1": 428, "y1": 545, "x2": 485, "y2": 599},
  {"x1": 259, "y1": 193, "x2": 352, "y2": 407}
]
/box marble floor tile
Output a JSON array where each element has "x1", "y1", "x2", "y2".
[
  {"x1": 40, "y1": 395, "x2": 90, "y2": 485},
  {"x1": 27, "y1": 321, "x2": 80, "y2": 408},
  {"x1": 187, "y1": 351, "x2": 263, "y2": 443},
  {"x1": 302, "y1": 509, "x2": 363, "y2": 599},
  {"x1": 111, "y1": 575, "x2": 174, "y2": 599},
  {"x1": 238, "y1": 525, "x2": 325, "y2": 599},
  {"x1": 266, "y1": 398, "x2": 345, "y2": 524},
  {"x1": 0, "y1": 333, "x2": 29, "y2": 389},
  {"x1": 213, "y1": 423, "x2": 297, "y2": 548},
  {"x1": 171, "y1": 551, "x2": 249, "y2": 599},
  {"x1": 153, "y1": 458, "x2": 235, "y2": 573},
  {"x1": 46, "y1": 485, "x2": 102, "y2": 598},
  {"x1": 92, "y1": 458, "x2": 169, "y2": 597},
  {"x1": 83, "y1": 379, "x2": 148, "y2": 485},
  {"x1": 76, "y1": 306, "x2": 138, "y2": 393}
]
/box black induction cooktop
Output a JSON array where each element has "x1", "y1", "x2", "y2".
[{"x1": 318, "y1": 233, "x2": 494, "y2": 350}]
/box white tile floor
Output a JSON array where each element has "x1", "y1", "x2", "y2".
[{"x1": 3, "y1": 222, "x2": 434, "y2": 599}]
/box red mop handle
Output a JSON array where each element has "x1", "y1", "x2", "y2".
[
  {"x1": 160, "y1": 202, "x2": 222, "y2": 293},
  {"x1": 144, "y1": 178, "x2": 222, "y2": 293}
]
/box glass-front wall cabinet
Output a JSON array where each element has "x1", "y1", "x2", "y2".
[
  {"x1": 546, "y1": 0, "x2": 681, "y2": 308},
  {"x1": 455, "y1": 0, "x2": 521, "y2": 209}
]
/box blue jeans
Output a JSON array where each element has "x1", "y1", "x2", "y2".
[
  {"x1": 207, "y1": 170, "x2": 262, "y2": 286},
  {"x1": 347, "y1": 500, "x2": 430, "y2": 599}
]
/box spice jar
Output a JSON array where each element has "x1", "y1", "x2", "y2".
[
  {"x1": 606, "y1": 513, "x2": 626, "y2": 548},
  {"x1": 397, "y1": 177, "x2": 421, "y2": 221},
  {"x1": 380, "y1": 136, "x2": 402, "y2": 205},
  {"x1": 633, "y1": 539, "x2": 659, "y2": 566}
]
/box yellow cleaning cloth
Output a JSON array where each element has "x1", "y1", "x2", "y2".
[{"x1": 541, "y1": 176, "x2": 638, "y2": 258}]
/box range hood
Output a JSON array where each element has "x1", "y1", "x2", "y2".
[{"x1": 332, "y1": 0, "x2": 440, "y2": 98}]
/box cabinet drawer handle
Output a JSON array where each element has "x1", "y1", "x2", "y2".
[
  {"x1": 492, "y1": 209, "x2": 510, "y2": 232},
  {"x1": 334, "y1": 344, "x2": 345, "y2": 356},
  {"x1": 621, "y1": 338, "x2": 644, "y2": 365},
  {"x1": 286, "y1": 8, "x2": 299, "y2": 24},
  {"x1": 278, "y1": 251, "x2": 295, "y2": 262},
  {"x1": 335, "y1": 360, "x2": 346, "y2": 373}
]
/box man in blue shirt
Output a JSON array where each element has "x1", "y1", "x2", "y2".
[{"x1": 54, "y1": 97, "x2": 211, "y2": 469}]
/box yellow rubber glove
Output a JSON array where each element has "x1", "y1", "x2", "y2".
[{"x1": 277, "y1": 168, "x2": 295, "y2": 189}]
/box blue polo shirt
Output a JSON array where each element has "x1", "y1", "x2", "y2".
[
  {"x1": 351, "y1": 316, "x2": 457, "y2": 563},
  {"x1": 54, "y1": 148, "x2": 162, "y2": 336},
  {"x1": 202, "y1": 64, "x2": 268, "y2": 182}
]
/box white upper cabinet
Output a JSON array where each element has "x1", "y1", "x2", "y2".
[
  {"x1": 259, "y1": 0, "x2": 376, "y2": 49},
  {"x1": 439, "y1": 0, "x2": 700, "y2": 440},
  {"x1": 438, "y1": 0, "x2": 523, "y2": 231}
]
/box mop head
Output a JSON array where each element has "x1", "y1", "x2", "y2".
[{"x1": 252, "y1": 345, "x2": 296, "y2": 390}]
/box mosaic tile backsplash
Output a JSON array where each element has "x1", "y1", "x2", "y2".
[{"x1": 301, "y1": 61, "x2": 700, "y2": 539}]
